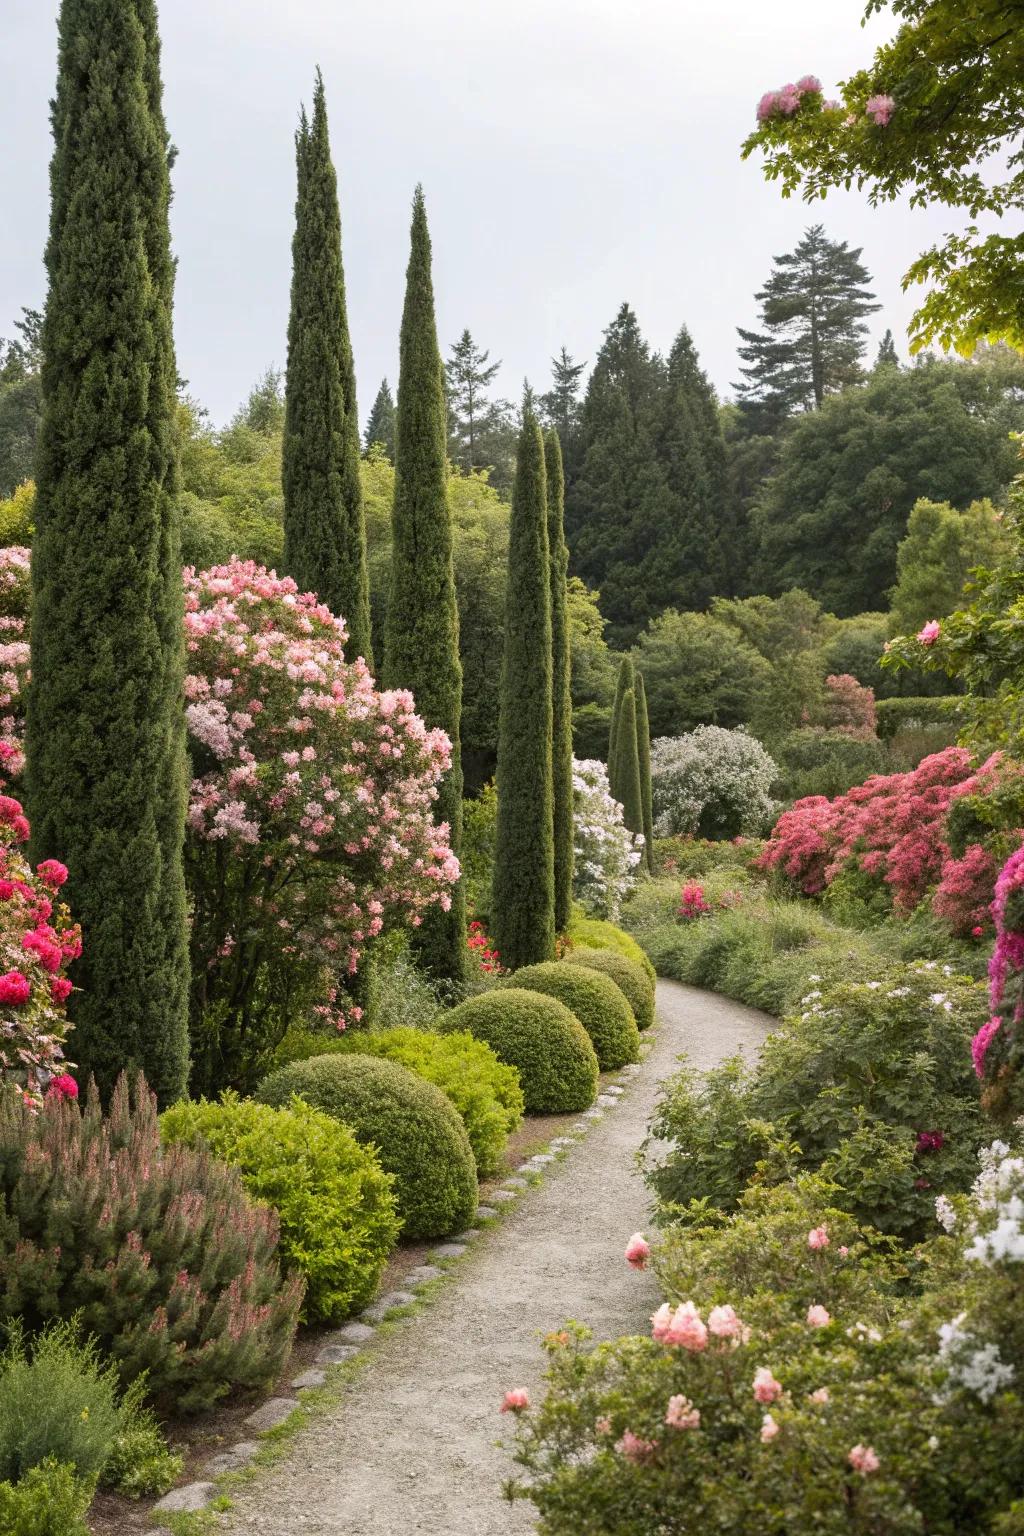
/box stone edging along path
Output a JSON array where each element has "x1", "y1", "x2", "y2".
[{"x1": 150, "y1": 982, "x2": 770, "y2": 1536}]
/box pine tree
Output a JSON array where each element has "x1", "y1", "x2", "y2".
[
  {"x1": 875, "y1": 329, "x2": 900, "y2": 369},
  {"x1": 282, "y1": 72, "x2": 372, "y2": 664},
  {"x1": 658, "y1": 327, "x2": 729, "y2": 608},
  {"x1": 540, "y1": 346, "x2": 587, "y2": 473},
  {"x1": 492, "y1": 405, "x2": 554, "y2": 970},
  {"x1": 635, "y1": 671, "x2": 655, "y2": 873},
  {"x1": 545, "y1": 428, "x2": 574, "y2": 933},
  {"x1": 735, "y1": 225, "x2": 880, "y2": 430},
  {"x1": 611, "y1": 687, "x2": 643, "y2": 844},
  {"x1": 384, "y1": 187, "x2": 466, "y2": 980},
  {"x1": 607, "y1": 654, "x2": 635, "y2": 794},
  {"x1": 27, "y1": 0, "x2": 189, "y2": 1103},
  {"x1": 364, "y1": 378, "x2": 396, "y2": 458}
]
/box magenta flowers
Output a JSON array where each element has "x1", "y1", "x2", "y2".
[{"x1": 756, "y1": 75, "x2": 822, "y2": 123}]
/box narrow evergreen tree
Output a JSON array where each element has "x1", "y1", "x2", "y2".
[
  {"x1": 282, "y1": 72, "x2": 372, "y2": 663},
  {"x1": 545, "y1": 428, "x2": 574, "y2": 932},
  {"x1": 607, "y1": 655, "x2": 635, "y2": 795},
  {"x1": 635, "y1": 671, "x2": 655, "y2": 872},
  {"x1": 875, "y1": 329, "x2": 900, "y2": 369},
  {"x1": 27, "y1": 0, "x2": 189, "y2": 1103},
  {"x1": 611, "y1": 688, "x2": 643, "y2": 843},
  {"x1": 364, "y1": 378, "x2": 396, "y2": 458},
  {"x1": 540, "y1": 346, "x2": 587, "y2": 474},
  {"x1": 492, "y1": 406, "x2": 554, "y2": 970},
  {"x1": 384, "y1": 187, "x2": 466, "y2": 980}
]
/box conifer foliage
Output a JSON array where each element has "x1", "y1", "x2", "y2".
[
  {"x1": 611, "y1": 686, "x2": 644, "y2": 847},
  {"x1": 27, "y1": 0, "x2": 190, "y2": 1104},
  {"x1": 545, "y1": 429, "x2": 574, "y2": 933},
  {"x1": 364, "y1": 378, "x2": 396, "y2": 458},
  {"x1": 385, "y1": 188, "x2": 466, "y2": 980},
  {"x1": 282, "y1": 71, "x2": 372, "y2": 664},
  {"x1": 492, "y1": 407, "x2": 555, "y2": 970},
  {"x1": 635, "y1": 671, "x2": 655, "y2": 871},
  {"x1": 608, "y1": 655, "x2": 636, "y2": 792}
]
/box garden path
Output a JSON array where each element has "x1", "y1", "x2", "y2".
[{"x1": 219, "y1": 981, "x2": 770, "y2": 1536}]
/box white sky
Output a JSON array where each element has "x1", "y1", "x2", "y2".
[{"x1": 0, "y1": 0, "x2": 984, "y2": 427}]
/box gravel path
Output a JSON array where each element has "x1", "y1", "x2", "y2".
[{"x1": 219, "y1": 981, "x2": 771, "y2": 1536}]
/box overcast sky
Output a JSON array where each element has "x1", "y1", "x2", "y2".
[{"x1": 2, "y1": 1, "x2": 971, "y2": 428}]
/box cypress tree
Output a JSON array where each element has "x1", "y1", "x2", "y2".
[
  {"x1": 607, "y1": 655, "x2": 635, "y2": 796},
  {"x1": 635, "y1": 671, "x2": 655, "y2": 872},
  {"x1": 384, "y1": 187, "x2": 466, "y2": 981},
  {"x1": 282, "y1": 71, "x2": 372, "y2": 664},
  {"x1": 611, "y1": 688, "x2": 644, "y2": 844},
  {"x1": 492, "y1": 406, "x2": 554, "y2": 970},
  {"x1": 27, "y1": 0, "x2": 189, "y2": 1103},
  {"x1": 545, "y1": 428, "x2": 574, "y2": 932}
]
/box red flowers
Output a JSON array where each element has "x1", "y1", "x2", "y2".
[
  {"x1": 0, "y1": 969, "x2": 30, "y2": 1005},
  {"x1": 678, "y1": 883, "x2": 712, "y2": 921},
  {"x1": 467, "y1": 919, "x2": 503, "y2": 975},
  {"x1": 36, "y1": 859, "x2": 69, "y2": 890},
  {"x1": 46, "y1": 1072, "x2": 78, "y2": 1101}
]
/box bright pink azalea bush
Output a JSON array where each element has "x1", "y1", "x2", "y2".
[
  {"x1": 182, "y1": 561, "x2": 459, "y2": 1091},
  {"x1": 972, "y1": 845, "x2": 1024, "y2": 1117},
  {"x1": 758, "y1": 747, "x2": 1003, "y2": 931}
]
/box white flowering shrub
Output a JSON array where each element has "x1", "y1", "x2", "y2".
[
  {"x1": 572, "y1": 759, "x2": 643, "y2": 920},
  {"x1": 651, "y1": 726, "x2": 778, "y2": 840}
]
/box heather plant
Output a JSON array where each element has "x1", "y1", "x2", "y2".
[
  {"x1": 0, "y1": 1073, "x2": 303, "y2": 1413},
  {"x1": 572, "y1": 759, "x2": 643, "y2": 920},
  {"x1": 160, "y1": 1093, "x2": 399, "y2": 1323},
  {"x1": 651, "y1": 727, "x2": 778, "y2": 840},
  {"x1": 647, "y1": 964, "x2": 986, "y2": 1237}
]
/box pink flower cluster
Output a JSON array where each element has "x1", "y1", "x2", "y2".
[
  {"x1": 756, "y1": 75, "x2": 822, "y2": 122},
  {"x1": 820, "y1": 673, "x2": 877, "y2": 740},
  {"x1": 974, "y1": 843, "x2": 1024, "y2": 1089},
  {"x1": 182, "y1": 561, "x2": 459, "y2": 1013},
  {"x1": 625, "y1": 1232, "x2": 650, "y2": 1270},
  {"x1": 677, "y1": 883, "x2": 712, "y2": 921},
  {"x1": 758, "y1": 747, "x2": 1003, "y2": 919},
  {"x1": 652, "y1": 1299, "x2": 748, "y2": 1352}
]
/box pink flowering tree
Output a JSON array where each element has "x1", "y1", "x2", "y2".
[
  {"x1": 182, "y1": 562, "x2": 459, "y2": 1092},
  {"x1": 818, "y1": 673, "x2": 877, "y2": 741}
]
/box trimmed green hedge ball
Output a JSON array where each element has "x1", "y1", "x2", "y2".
[
  {"x1": 509, "y1": 962, "x2": 641, "y2": 1070},
  {"x1": 566, "y1": 947, "x2": 655, "y2": 1031},
  {"x1": 438, "y1": 989, "x2": 598, "y2": 1114}
]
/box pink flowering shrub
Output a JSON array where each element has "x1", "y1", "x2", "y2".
[
  {"x1": 506, "y1": 1173, "x2": 1024, "y2": 1530},
  {"x1": 973, "y1": 845, "x2": 1024, "y2": 1119},
  {"x1": 758, "y1": 747, "x2": 1003, "y2": 927},
  {"x1": 181, "y1": 562, "x2": 459, "y2": 1092},
  {"x1": 0, "y1": 548, "x2": 29, "y2": 783},
  {"x1": 819, "y1": 673, "x2": 877, "y2": 740}
]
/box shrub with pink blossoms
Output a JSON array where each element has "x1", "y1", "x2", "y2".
[
  {"x1": 974, "y1": 844, "x2": 1024, "y2": 1119},
  {"x1": 182, "y1": 561, "x2": 459, "y2": 1093}
]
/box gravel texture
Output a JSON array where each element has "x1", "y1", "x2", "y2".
[{"x1": 219, "y1": 980, "x2": 769, "y2": 1535}]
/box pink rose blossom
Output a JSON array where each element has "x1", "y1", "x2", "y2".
[
  {"x1": 665, "y1": 1395, "x2": 701, "y2": 1430},
  {"x1": 46, "y1": 1073, "x2": 78, "y2": 1101},
  {"x1": 708, "y1": 1304, "x2": 744, "y2": 1338},
  {"x1": 808, "y1": 1225, "x2": 830, "y2": 1250},
  {"x1": 0, "y1": 969, "x2": 31, "y2": 1005},
  {"x1": 760, "y1": 1413, "x2": 780, "y2": 1443},
  {"x1": 753, "y1": 1367, "x2": 783, "y2": 1404},
  {"x1": 849, "y1": 1443, "x2": 880, "y2": 1474},
  {"x1": 809, "y1": 1387, "x2": 831, "y2": 1405},
  {"x1": 917, "y1": 619, "x2": 940, "y2": 646},
  {"x1": 663, "y1": 1301, "x2": 708, "y2": 1352},
  {"x1": 625, "y1": 1232, "x2": 650, "y2": 1270},
  {"x1": 615, "y1": 1429, "x2": 659, "y2": 1464},
  {"x1": 500, "y1": 1389, "x2": 530, "y2": 1414},
  {"x1": 807, "y1": 1305, "x2": 831, "y2": 1328}
]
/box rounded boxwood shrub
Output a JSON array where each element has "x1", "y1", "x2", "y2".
[
  {"x1": 566, "y1": 947, "x2": 654, "y2": 1032},
  {"x1": 510, "y1": 963, "x2": 641, "y2": 1071},
  {"x1": 438, "y1": 990, "x2": 598, "y2": 1115},
  {"x1": 567, "y1": 915, "x2": 657, "y2": 988},
  {"x1": 272, "y1": 1027, "x2": 524, "y2": 1179},
  {"x1": 256, "y1": 1054, "x2": 477, "y2": 1241},
  {"x1": 160, "y1": 1093, "x2": 400, "y2": 1323}
]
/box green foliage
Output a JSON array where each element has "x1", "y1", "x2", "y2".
[
  {"x1": 270, "y1": 1026, "x2": 524, "y2": 1179},
  {"x1": 607, "y1": 656, "x2": 634, "y2": 786},
  {"x1": 0, "y1": 481, "x2": 34, "y2": 548},
  {"x1": 564, "y1": 946, "x2": 655, "y2": 1031},
  {"x1": 546, "y1": 429, "x2": 575, "y2": 932},
  {"x1": 384, "y1": 187, "x2": 466, "y2": 979},
  {"x1": 735, "y1": 225, "x2": 879, "y2": 429},
  {"x1": 360, "y1": 931, "x2": 443, "y2": 1032},
  {"x1": 635, "y1": 673, "x2": 655, "y2": 871},
  {"x1": 648, "y1": 965, "x2": 985, "y2": 1235},
  {"x1": 363, "y1": 378, "x2": 396, "y2": 458},
  {"x1": 462, "y1": 783, "x2": 498, "y2": 921},
  {"x1": 772, "y1": 728, "x2": 887, "y2": 800},
  {"x1": 282, "y1": 72, "x2": 372, "y2": 663},
  {"x1": 0, "y1": 1460, "x2": 91, "y2": 1535},
  {"x1": 0, "y1": 1074, "x2": 302, "y2": 1414},
  {"x1": 26, "y1": 0, "x2": 190, "y2": 1103},
  {"x1": 610, "y1": 687, "x2": 643, "y2": 843},
  {"x1": 439, "y1": 989, "x2": 598, "y2": 1115},
  {"x1": 752, "y1": 355, "x2": 1024, "y2": 616},
  {"x1": 743, "y1": 3, "x2": 1024, "y2": 354},
  {"x1": 873, "y1": 694, "x2": 967, "y2": 741},
  {"x1": 445, "y1": 330, "x2": 515, "y2": 490},
  {"x1": 566, "y1": 916, "x2": 657, "y2": 988},
  {"x1": 890, "y1": 496, "x2": 1008, "y2": 633},
  {"x1": 632, "y1": 610, "x2": 770, "y2": 739},
  {"x1": 0, "y1": 312, "x2": 42, "y2": 499},
  {"x1": 510, "y1": 961, "x2": 641, "y2": 1071},
  {"x1": 492, "y1": 408, "x2": 555, "y2": 969},
  {"x1": 257, "y1": 1052, "x2": 477, "y2": 1241},
  {"x1": 160, "y1": 1093, "x2": 399, "y2": 1323}
]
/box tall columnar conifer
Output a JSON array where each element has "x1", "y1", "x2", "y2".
[
  {"x1": 611, "y1": 688, "x2": 644, "y2": 845},
  {"x1": 545, "y1": 429, "x2": 574, "y2": 932},
  {"x1": 282, "y1": 72, "x2": 372, "y2": 664},
  {"x1": 384, "y1": 187, "x2": 465, "y2": 980},
  {"x1": 27, "y1": 0, "x2": 189, "y2": 1102},
  {"x1": 635, "y1": 671, "x2": 655, "y2": 872},
  {"x1": 492, "y1": 407, "x2": 554, "y2": 969},
  {"x1": 608, "y1": 655, "x2": 635, "y2": 797}
]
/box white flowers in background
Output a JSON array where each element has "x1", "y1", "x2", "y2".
[
  {"x1": 935, "y1": 1195, "x2": 957, "y2": 1234},
  {"x1": 572, "y1": 758, "x2": 643, "y2": 920},
  {"x1": 937, "y1": 1314, "x2": 1015, "y2": 1402},
  {"x1": 961, "y1": 1143, "x2": 1024, "y2": 1265},
  {"x1": 650, "y1": 726, "x2": 778, "y2": 839}
]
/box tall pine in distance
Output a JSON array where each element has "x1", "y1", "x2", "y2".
[
  {"x1": 445, "y1": 329, "x2": 515, "y2": 492},
  {"x1": 364, "y1": 378, "x2": 396, "y2": 458},
  {"x1": 735, "y1": 224, "x2": 880, "y2": 431},
  {"x1": 28, "y1": 0, "x2": 189, "y2": 1103},
  {"x1": 385, "y1": 187, "x2": 466, "y2": 981},
  {"x1": 540, "y1": 346, "x2": 587, "y2": 478},
  {"x1": 545, "y1": 428, "x2": 574, "y2": 933},
  {"x1": 492, "y1": 404, "x2": 554, "y2": 970},
  {"x1": 282, "y1": 71, "x2": 372, "y2": 664},
  {"x1": 659, "y1": 326, "x2": 729, "y2": 608}
]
